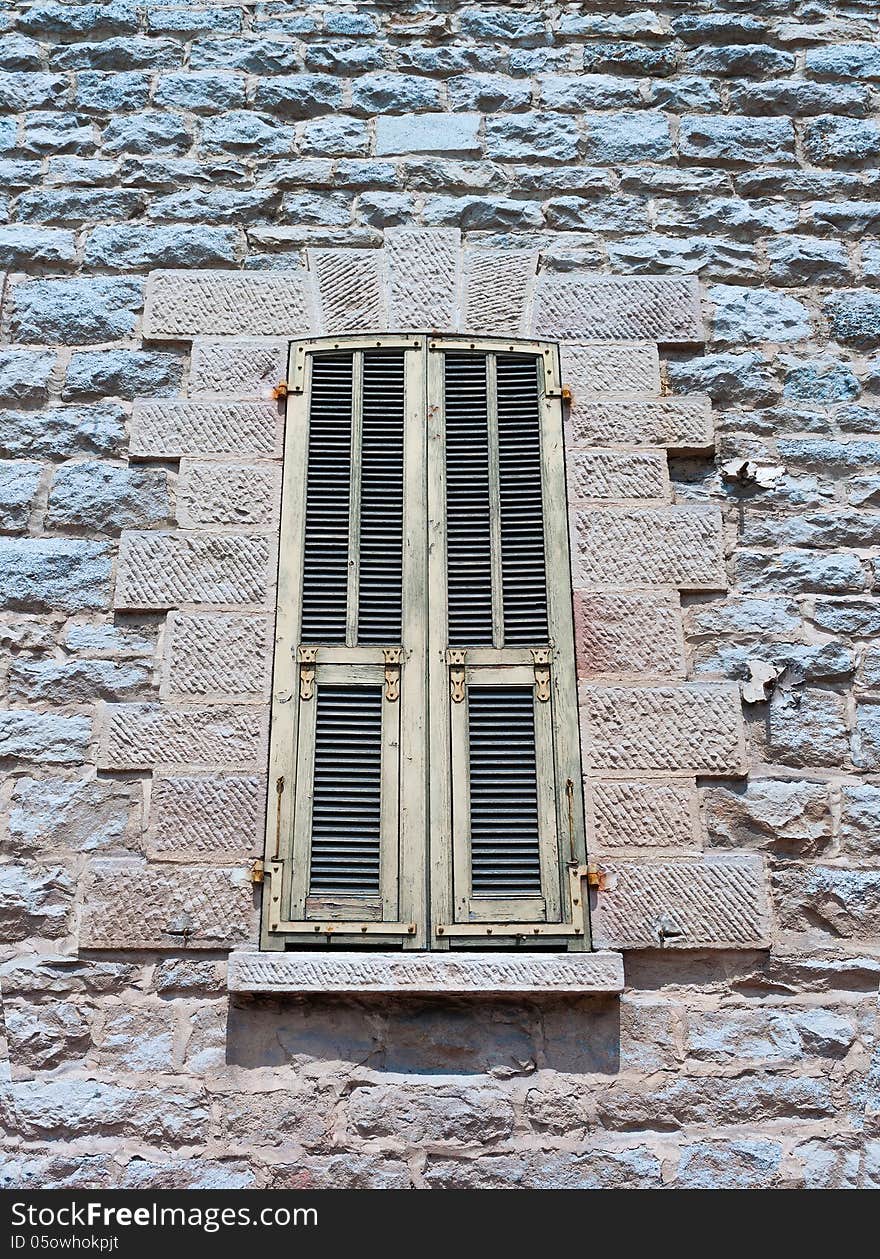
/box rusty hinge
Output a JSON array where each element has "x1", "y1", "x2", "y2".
[
  {"x1": 531, "y1": 648, "x2": 551, "y2": 702},
  {"x1": 250, "y1": 859, "x2": 265, "y2": 884},
  {"x1": 297, "y1": 645, "x2": 317, "y2": 700},
  {"x1": 383, "y1": 647, "x2": 402, "y2": 702},
  {"x1": 447, "y1": 648, "x2": 466, "y2": 703}
]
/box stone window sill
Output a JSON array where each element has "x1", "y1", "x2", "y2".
[{"x1": 227, "y1": 950, "x2": 625, "y2": 995}]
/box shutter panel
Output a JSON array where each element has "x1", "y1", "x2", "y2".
[{"x1": 357, "y1": 350, "x2": 406, "y2": 644}]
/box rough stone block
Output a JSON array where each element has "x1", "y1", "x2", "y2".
[
  {"x1": 0, "y1": 710, "x2": 91, "y2": 764},
  {"x1": 0, "y1": 461, "x2": 41, "y2": 531},
  {"x1": 0, "y1": 349, "x2": 56, "y2": 405},
  {"x1": 131, "y1": 400, "x2": 281, "y2": 459},
  {"x1": 80, "y1": 861, "x2": 252, "y2": 949},
  {"x1": 0, "y1": 539, "x2": 111, "y2": 612},
  {"x1": 115, "y1": 533, "x2": 270, "y2": 610},
  {"x1": 143, "y1": 269, "x2": 316, "y2": 339},
  {"x1": 580, "y1": 683, "x2": 746, "y2": 774},
  {"x1": 773, "y1": 866, "x2": 880, "y2": 942},
  {"x1": 462, "y1": 248, "x2": 536, "y2": 336},
  {"x1": 162, "y1": 612, "x2": 270, "y2": 700},
  {"x1": 63, "y1": 349, "x2": 184, "y2": 401},
  {"x1": 678, "y1": 115, "x2": 795, "y2": 163},
  {"x1": 46, "y1": 463, "x2": 169, "y2": 533},
  {"x1": 703, "y1": 780, "x2": 832, "y2": 854},
  {"x1": 0, "y1": 225, "x2": 76, "y2": 269},
  {"x1": 384, "y1": 227, "x2": 461, "y2": 330},
  {"x1": 189, "y1": 340, "x2": 287, "y2": 398},
  {"x1": 176, "y1": 461, "x2": 281, "y2": 530},
  {"x1": 0, "y1": 864, "x2": 74, "y2": 940},
  {"x1": 8, "y1": 659, "x2": 151, "y2": 704},
  {"x1": 568, "y1": 449, "x2": 669, "y2": 501},
  {"x1": 308, "y1": 247, "x2": 385, "y2": 333},
  {"x1": 591, "y1": 855, "x2": 770, "y2": 949},
  {"x1": 533, "y1": 275, "x2": 703, "y2": 344},
  {"x1": 99, "y1": 703, "x2": 264, "y2": 770},
  {"x1": 588, "y1": 779, "x2": 700, "y2": 851},
  {"x1": 559, "y1": 342, "x2": 661, "y2": 397},
  {"x1": 574, "y1": 590, "x2": 685, "y2": 676},
  {"x1": 6, "y1": 776, "x2": 134, "y2": 856},
  {"x1": 9, "y1": 277, "x2": 142, "y2": 345},
  {"x1": 0, "y1": 404, "x2": 126, "y2": 460},
  {"x1": 1, "y1": 1079, "x2": 209, "y2": 1146},
  {"x1": 146, "y1": 774, "x2": 264, "y2": 861},
  {"x1": 571, "y1": 397, "x2": 715, "y2": 453},
  {"x1": 571, "y1": 506, "x2": 726, "y2": 590}
]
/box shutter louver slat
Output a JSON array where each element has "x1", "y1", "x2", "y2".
[
  {"x1": 444, "y1": 354, "x2": 494, "y2": 647},
  {"x1": 300, "y1": 354, "x2": 353, "y2": 644},
  {"x1": 467, "y1": 687, "x2": 543, "y2": 897},
  {"x1": 358, "y1": 350, "x2": 405, "y2": 645},
  {"x1": 496, "y1": 355, "x2": 549, "y2": 645},
  {"x1": 308, "y1": 685, "x2": 383, "y2": 896}
]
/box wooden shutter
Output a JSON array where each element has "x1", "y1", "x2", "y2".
[
  {"x1": 263, "y1": 338, "x2": 427, "y2": 948},
  {"x1": 428, "y1": 340, "x2": 587, "y2": 947}
]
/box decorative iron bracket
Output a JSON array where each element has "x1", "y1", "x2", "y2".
[
  {"x1": 446, "y1": 649, "x2": 466, "y2": 703},
  {"x1": 383, "y1": 648, "x2": 402, "y2": 701},
  {"x1": 532, "y1": 648, "x2": 551, "y2": 702},
  {"x1": 297, "y1": 645, "x2": 317, "y2": 700}
]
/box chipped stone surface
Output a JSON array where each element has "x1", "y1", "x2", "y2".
[
  {"x1": 560, "y1": 342, "x2": 661, "y2": 397},
  {"x1": 161, "y1": 612, "x2": 270, "y2": 699},
  {"x1": 115, "y1": 532, "x2": 270, "y2": 609},
  {"x1": 581, "y1": 683, "x2": 746, "y2": 774},
  {"x1": 99, "y1": 703, "x2": 264, "y2": 770},
  {"x1": 588, "y1": 779, "x2": 700, "y2": 851},
  {"x1": 591, "y1": 856, "x2": 771, "y2": 949},
  {"x1": 567, "y1": 396, "x2": 714, "y2": 449},
  {"x1": 308, "y1": 247, "x2": 385, "y2": 332},
  {"x1": 574, "y1": 590, "x2": 685, "y2": 676},
  {"x1": 146, "y1": 774, "x2": 264, "y2": 862},
  {"x1": 176, "y1": 461, "x2": 281, "y2": 530},
  {"x1": 533, "y1": 275, "x2": 703, "y2": 343},
  {"x1": 131, "y1": 400, "x2": 281, "y2": 458},
  {"x1": 568, "y1": 449, "x2": 670, "y2": 501},
  {"x1": 144, "y1": 270, "x2": 316, "y2": 339},
  {"x1": 462, "y1": 248, "x2": 536, "y2": 335},
  {"x1": 571, "y1": 506, "x2": 726, "y2": 590},
  {"x1": 189, "y1": 340, "x2": 287, "y2": 399}
]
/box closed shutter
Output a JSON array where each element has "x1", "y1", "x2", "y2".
[{"x1": 264, "y1": 335, "x2": 585, "y2": 951}]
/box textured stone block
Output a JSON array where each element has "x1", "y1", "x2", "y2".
[
  {"x1": 189, "y1": 340, "x2": 287, "y2": 398},
  {"x1": 146, "y1": 774, "x2": 264, "y2": 861},
  {"x1": 46, "y1": 463, "x2": 169, "y2": 532},
  {"x1": 569, "y1": 398, "x2": 713, "y2": 451},
  {"x1": 162, "y1": 612, "x2": 270, "y2": 699},
  {"x1": 131, "y1": 400, "x2": 281, "y2": 458},
  {"x1": 462, "y1": 248, "x2": 537, "y2": 336},
  {"x1": 308, "y1": 247, "x2": 385, "y2": 332},
  {"x1": 176, "y1": 461, "x2": 281, "y2": 530},
  {"x1": 385, "y1": 227, "x2": 461, "y2": 329},
  {"x1": 0, "y1": 539, "x2": 111, "y2": 612},
  {"x1": 0, "y1": 349, "x2": 56, "y2": 405},
  {"x1": 143, "y1": 269, "x2": 316, "y2": 338},
  {"x1": 80, "y1": 861, "x2": 252, "y2": 949},
  {"x1": 0, "y1": 711, "x2": 92, "y2": 765},
  {"x1": 533, "y1": 275, "x2": 703, "y2": 344},
  {"x1": 7, "y1": 776, "x2": 134, "y2": 857},
  {"x1": 591, "y1": 855, "x2": 770, "y2": 949},
  {"x1": 571, "y1": 506, "x2": 726, "y2": 590},
  {"x1": 99, "y1": 703, "x2": 265, "y2": 769},
  {"x1": 588, "y1": 779, "x2": 700, "y2": 851},
  {"x1": 228, "y1": 951, "x2": 625, "y2": 995},
  {"x1": 568, "y1": 449, "x2": 669, "y2": 501},
  {"x1": 574, "y1": 590, "x2": 685, "y2": 676},
  {"x1": 115, "y1": 533, "x2": 270, "y2": 609},
  {"x1": 559, "y1": 342, "x2": 661, "y2": 396},
  {"x1": 9, "y1": 277, "x2": 143, "y2": 345},
  {"x1": 772, "y1": 866, "x2": 880, "y2": 942},
  {"x1": 581, "y1": 683, "x2": 746, "y2": 774},
  {"x1": 376, "y1": 112, "x2": 481, "y2": 156}
]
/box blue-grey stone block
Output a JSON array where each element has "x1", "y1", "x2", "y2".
[
  {"x1": 0, "y1": 712, "x2": 92, "y2": 764},
  {"x1": 16, "y1": 188, "x2": 145, "y2": 223},
  {"x1": 46, "y1": 156, "x2": 118, "y2": 185},
  {"x1": 0, "y1": 225, "x2": 77, "y2": 269},
  {"x1": 9, "y1": 277, "x2": 143, "y2": 345},
  {"x1": 0, "y1": 538, "x2": 112, "y2": 611},
  {"x1": 647, "y1": 76, "x2": 722, "y2": 112},
  {"x1": 0, "y1": 71, "x2": 68, "y2": 109},
  {"x1": 0, "y1": 350, "x2": 56, "y2": 405},
  {"x1": 74, "y1": 71, "x2": 152, "y2": 112},
  {"x1": 679, "y1": 115, "x2": 795, "y2": 163},
  {"x1": 782, "y1": 358, "x2": 860, "y2": 403},
  {"x1": 102, "y1": 111, "x2": 192, "y2": 155},
  {"x1": 350, "y1": 72, "x2": 442, "y2": 114},
  {"x1": 671, "y1": 14, "x2": 768, "y2": 42},
  {"x1": 0, "y1": 461, "x2": 42, "y2": 531},
  {"x1": 711, "y1": 285, "x2": 811, "y2": 345},
  {"x1": 18, "y1": 2, "x2": 139, "y2": 37},
  {"x1": 581, "y1": 42, "x2": 678, "y2": 76},
  {"x1": 685, "y1": 45, "x2": 794, "y2": 77},
  {"x1": 451, "y1": 73, "x2": 533, "y2": 112},
  {"x1": 84, "y1": 224, "x2": 239, "y2": 270},
  {"x1": 145, "y1": 5, "x2": 243, "y2": 35},
  {"x1": 302, "y1": 116, "x2": 369, "y2": 156},
  {"x1": 21, "y1": 112, "x2": 95, "y2": 156},
  {"x1": 146, "y1": 187, "x2": 278, "y2": 223},
  {"x1": 0, "y1": 159, "x2": 42, "y2": 188},
  {"x1": 768, "y1": 236, "x2": 852, "y2": 286},
  {"x1": 0, "y1": 34, "x2": 44, "y2": 71},
  {"x1": 201, "y1": 110, "x2": 294, "y2": 155},
  {"x1": 304, "y1": 43, "x2": 385, "y2": 74},
  {"x1": 253, "y1": 74, "x2": 342, "y2": 117},
  {"x1": 189, "y1": 37, "x2": 301, "y2": 74},
  {"x1": 0, "y1": 404, "x2": 126, "y2": 459},
  {"x1": 47, "y1": 463, "x2": 169, "y2": 532},
  {"x1": 666, "y1": 352, "x2": 779, "y2": 405},
  {"x1": 422, "y1": 194, "x2": 542, "y2": 230},
  {"x1": 730, "y1": 80, "x2": 871, "y2": 117},
  {"x1": 8, "y1": 658, "x2": 153, "y2": 703},
  {"x1": 63, "y1": 349, "x2": 184, "y2": 400},
  {"x1": 804, "y1": 115, "x2": 880, "y2": 165},
  {"x1": 607, "y1": 235, "x2": 756, "y2": 281},
  {"x1": 375, "y1": 112, "x2": 479, "y2": 156},
  {"x1": 806, "y1": 43, "x2": 880, "y2": 81},
  {"x1": 356, "y1": 192, "x2": 420, "y2": 227},
  {"x1": 582, "y1": 111, "x2": 671, "y2": 163},
  {"x1": 396, "y1": 46, "x2": 503, "y2": 76},
  {"x1": 827, "y1": 290, "x2": 880, "y2": 348},
  {"x1": 677, "y1": 1141, "x2": 781, "y2": 1191},
  {"x1": 280, "y1": 191, "x2": 351, "y2": 226},
  {"x1": 50, "y1": 38, "x2": 182, "y2": 71},
  {"x1": 154, "y1": 72, "x2": 246, "y2": 112},
  {"x1": 485, "y1": 112, "x2": 578, "y2": 160},
  {"x1": 459, "y1": 9, "x2": 547, "y2": 45}
]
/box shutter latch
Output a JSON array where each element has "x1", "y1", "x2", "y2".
[
  {"x1": 297, "y1": 645, "x2": 317, "y2": 700},
  {"x1": 532, "y1": 648, "x2": 551, "y2": 702},
  {"x1": 383, "y1": 648, "x2": 402, "y2": 701},
  {"x1": 447, "y1": 649, "x2": 466, "y2": 703}
]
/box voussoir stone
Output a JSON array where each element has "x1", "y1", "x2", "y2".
[{"x1": 143, "y1": 269, "x2": 316, "y2": 339}]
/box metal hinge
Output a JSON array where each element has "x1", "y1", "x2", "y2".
[
  {"x1": 297, "y1": 645, "x2": 317, "y2": 700},
  {"x1": 383, "y1": 647, "x2": 402, "y2": 702},
  {"x1": 532, "y1": 648, "x2": 551, "y2": 702},
  {"x1": 250, "y1": 859, "x2": 265, "y2": 884},
  {"x1": 447, "y1": 648, "x2": 466, "y2": 703}
]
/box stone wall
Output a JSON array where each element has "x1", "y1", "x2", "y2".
[{"x1": 1, "y1": 0, "x2": 879, "y2": 1190}]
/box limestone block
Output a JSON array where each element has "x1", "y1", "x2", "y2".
[
  {"x1": 176, "y1": 461, "x2": 281, "y2": 530},
  {"x1": 375, "y1": 112, "x2": 481, "y2": 156},
  {"x1": 571, "y1": 505, "x2": 726, "y2": 590},
  {"x1": 568, "y1": 449, "x2": 669, "y2": 501},
  {"x1": 462, "y1": 248, "x2": 537, "y2": 335},
  {"x1": 591, "y1": 855, "x2": 771, "y2": 949},
  {"x1": 189, "y1": 339, "x2": 287, "y2": 398},
  {"x1": 146, "y1": 773, "x2": 264, "y2": 861},
  {"x1": 1, "y1": 1080, "x2": 210, "y2": 1144},
  {"x1": 130, "y1": 400, "x2": 281, "y2": 458},
  {"x1": 80, "y1": 861, "x2": 252, "y2": 949},
  {"x1": 559, "y1": 342, "x2": 661, "y2": 396},
  {"x1": 115, "y1": 532, "x2": 270, "y2": 609},
  {"x1": 6, "y1": 776, "x2": 135, "y2": 856},
  {"x1": 580, "y1": 683, "x2": 746, "y2": 774},
  {"x1": 567, "y1": 396, "x2": 714, "y2": 449},
  {"x1": 143, "y1": 269, "x2": 316, "y2": 339},
  {"x1": 0, "y1": 538, "x2": 111, "y2": 612},
  {"x1": 0, "y1": 711, "x2": 91, "y2": 764},
  {"x1": 308, "y1": 247, "x2": 386, "y2": 332},
  {"x1": 574, "y1": 590, "x2": 685, "y2": 676},
  {"x1": 384, "y1": 227, "x2": 461, "y2": 329},
  {"x1": 99, "y1": 703, "x2": 265, "y2": 770},
  {"x1": 161, "y1": 611, "x2": 270, "y2": 699},
  {"x1": 773, "y1": 866, "x2": 880, "y2": 941},
  {"x1": 0, "y1": 863, "x2": 75, "y2": 941},
  {"x1": 588, "y1": 779, "x2": 701, "y2": 851},
  {"x1": 532, "y1": 275, "x2": 703, "y2": 343}
]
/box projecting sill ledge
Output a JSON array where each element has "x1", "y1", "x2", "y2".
[{"x1": 227, "y1": 950, "x2": 625, "y2": 995}]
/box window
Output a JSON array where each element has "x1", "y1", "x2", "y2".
[{"x1": 262, "y1": 335, "x2": 587, "y2": 952}]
